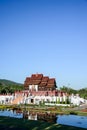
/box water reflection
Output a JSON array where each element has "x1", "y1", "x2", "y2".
[
  {"x1": 0, "y1": 109, "x2": 57, "y2": 123},
  {"x1": 0, "y1": 109, "x2": 87, "y2": 128},
  {"x1": 57, "y1": 114, "x2": 87, "y2": 129},
  {"x1": 0, "y1": 109, "x2": 23, "y2": 118},
  {"x1": 23, "y1": 110, "x2": 57, "y2": 123}
]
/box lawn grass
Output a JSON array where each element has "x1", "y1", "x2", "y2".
[{"x1": 0, "y1": 116, "x2": 86, "y2": 130}]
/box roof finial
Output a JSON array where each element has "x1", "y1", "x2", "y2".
[{"x1": 36, "y1": 72, "x2": 38, "y2": 77}]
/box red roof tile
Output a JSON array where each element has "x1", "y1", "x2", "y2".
[
  {"x1": 24, "y1": 74, "x2": 56, "y2": 90},
  {"x1": 39, "y1": 82, "x2": 47, "y2": 87},
  {"x1": 31, "y1": 74, "x2": 43, "y2": 80},
  {"x1": 47, "y1": 78, "x2": 55, "y2": 84},
  {"x1": 42, "y1": 76, "x2": 49, "y2": 82}
]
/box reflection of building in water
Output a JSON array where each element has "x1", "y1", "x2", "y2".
[
  {"x1": 11, "y1": 108, "x2": 57, "y2": 123},
  {"x1": 23, "y1": 111, "x2": 37, "y2": 120},
  {"x1": 23, "y1": 111, "x2": 57, "y2": 123},
  {"x1": 37, "y1": 112, "x2": 57, "y2": 123},
  {"x1": 28, "y1": 114, "x2": 37, "y2": 120}
]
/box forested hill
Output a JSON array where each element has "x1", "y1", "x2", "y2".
[
  {"x1": 0, "y1": 79, "x2": 23, "y2": 86},
  {"x1": 0, "y1": 79, "x2": 23, "y2": 94}
]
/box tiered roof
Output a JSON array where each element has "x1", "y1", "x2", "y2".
[
  {"x1": 47, "y1": 78, "x2": 55, "y2": 88},
  {"x1": 39, "y1": 76, "x2": 49, "y2": 87},
  {"x1": 24, "y1": 73, "x2": 57, "y2": 90}
]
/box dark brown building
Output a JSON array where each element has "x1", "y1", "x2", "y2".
[{"x1": 24, "y1": 74, "x2": 57, "y2": 91}]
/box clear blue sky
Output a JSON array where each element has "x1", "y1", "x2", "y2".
[{"x1": 0, "y1": 0, "x2": 87, "y2": 90}]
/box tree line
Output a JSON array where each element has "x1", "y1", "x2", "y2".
[
  {"x1": 59, "y1": 86, "x2": 87, "y2": 99},
  {"x1": 0, "y1": 82, "x2": 23, "y2": 94}
]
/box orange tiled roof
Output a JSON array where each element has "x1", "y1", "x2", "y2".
[
  {"x1": 47, "y1": 78, "x2": 55, "y2": 84},
  {"x1": 39, "y1": 82, "x2": 47, "y2": 87},
  {"x1": 42, "y1": 76, "x2": 49, "y2": 82},
  {"x1": 24, "y1": 73, "x2": 56, "y2": 89},
  {"x1": 31, "y1": 74, "x2": 43, "y2": 80},
  {"x1": 28, "y1": 80, "x2": 41, "y2": 85},
  {"x1": 25, "y1": 77, "x2": 31, "y2": 81}
]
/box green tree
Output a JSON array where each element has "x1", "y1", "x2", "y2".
[{"x1": 60, "y1": 86, "x2": 77, "y2": 94}]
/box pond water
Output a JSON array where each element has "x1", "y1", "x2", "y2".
[
  {"x1": 0, "y1": 109, "x2": 23, "y2": 118},
  {"x1": 56, "y1": 115, "x2": 87, "y2": 129},
  {"x1": 0, "y1": 109, "x2": 87, "y2": 129}
]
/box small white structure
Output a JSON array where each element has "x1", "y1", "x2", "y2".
[
  {"x1": 0, "y1": 95, "x2": 14, "y2": 104},
  {"x1": 70, "y1": 94, "x2": 85, "y2": 106}
]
